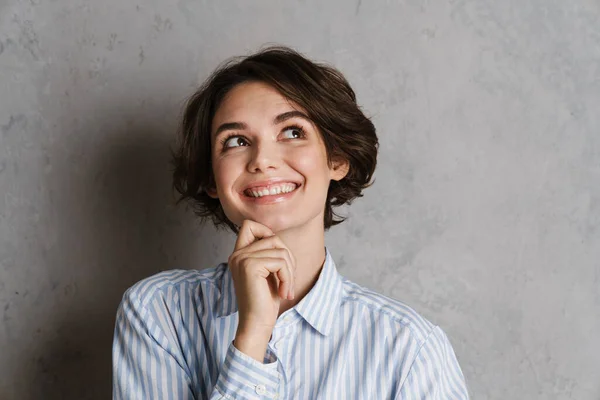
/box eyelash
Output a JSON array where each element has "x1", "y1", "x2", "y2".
[{"x1": 219, "y1": 124, "x2": 307, "y2": 151}]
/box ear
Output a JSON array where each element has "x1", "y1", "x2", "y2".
[
  {"x1": 206, "y1": 186, "x2": 219, "y2": 199},
  {"x1": 330, "y1": 157, "x2": 350, "y2": 181}
]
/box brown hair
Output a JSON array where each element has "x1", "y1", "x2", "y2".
[{"x1": 171, "y1": 46, "x2": 378, "y2": 234}]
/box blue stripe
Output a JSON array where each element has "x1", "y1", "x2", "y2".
[{"x1": 113, "y1": 247, "x2": 469, "y2": 399}]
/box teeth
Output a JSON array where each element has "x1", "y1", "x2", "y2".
[{"x1": 246, "y1": 183, "x2": 297, "y2": 198}]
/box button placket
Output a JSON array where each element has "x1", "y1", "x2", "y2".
[
  {"x1": 270, "y1": 318, "x2": 296, "y2": 400},
  {"x1": 270, "y1": 328, "x2": 290, "y2": 352},
  {"x1": 274, "y1": 337, "x2": 284, "y2": 350}
]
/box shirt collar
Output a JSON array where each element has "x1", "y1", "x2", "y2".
[
  {"x1": 294, "y1": 247, "x2": 344, "y2": 336},
  {"x1": 215, "y1": 246, "x2": 344, "y2": 337}
]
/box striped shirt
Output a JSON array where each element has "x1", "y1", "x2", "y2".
[{"x1": 112, "y1": 247, "x2": 469, "y2": 399}]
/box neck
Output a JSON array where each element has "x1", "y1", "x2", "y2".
[{"x1": 272, "y1": 216, "x2": 327, "y2": 316}]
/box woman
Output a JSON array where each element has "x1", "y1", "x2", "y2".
[{"x1": 112, "y1": 46, "x2": 469, "y2": 399}]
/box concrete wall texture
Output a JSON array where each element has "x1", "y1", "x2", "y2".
[{"x1": 1, "y1": 0, "x2": 599, "y2": 399}]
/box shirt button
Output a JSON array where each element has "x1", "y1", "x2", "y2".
[{"x1": 255, "y1": 384, "x2": 266, "y2": 395}]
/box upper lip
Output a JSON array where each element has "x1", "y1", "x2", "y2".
[{"x1": 241, "y1": 178, "x2": 301, "y2": 193}]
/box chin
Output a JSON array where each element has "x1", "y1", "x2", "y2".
[
  {"x1": 241, "y1": 213, "x2": 300, "y2": 234},
  {"x1": 258, "y1": 217, "x2": 295, "y2": 233}
]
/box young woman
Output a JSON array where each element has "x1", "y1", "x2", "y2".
[{"x1": 112, "y1": 46, "x2": 469, "y2": 399}]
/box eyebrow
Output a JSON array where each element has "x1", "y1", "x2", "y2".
[{"x1": 213, "y1": 110, "x2": 311, "y2": 140}]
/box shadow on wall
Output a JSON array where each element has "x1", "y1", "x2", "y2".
[{"x1": 16, "y1": 111, "x2": 219, "y2": 399}]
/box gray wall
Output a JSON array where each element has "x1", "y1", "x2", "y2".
[{"x1": 1, "y1": 0, "x2": 598, "y2": 399}]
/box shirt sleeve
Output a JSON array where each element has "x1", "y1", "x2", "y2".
[
  {"x1": 112, "y1": 288, "x2": 199, "y2": 399},
  {"x1": 212, "y1": 342, "x2": 282, "y2": 399},
  {"x1": 396, "y1": 326, "x2": 470, "y2": 400},
  {"x1": 112, "y1": 286, "x2": 283, "y2": 400}
]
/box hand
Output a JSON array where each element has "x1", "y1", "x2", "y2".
[{"x1": 228, "y1": 219, "x2": 296, "y2": 361}]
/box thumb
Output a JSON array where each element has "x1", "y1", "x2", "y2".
[{"x1": 234, "y1": 220, "x2": 274, "y2": 251}]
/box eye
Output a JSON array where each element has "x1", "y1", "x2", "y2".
[
  {"x1": 281, "y1": 125, "x2": 306, "y2": 140},
  {"x1": 222, "y1": 135, "x2": 249, "y2": 149}
]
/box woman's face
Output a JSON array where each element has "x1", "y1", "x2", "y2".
[{"x1": 208, "y1": 81, "x2": 348, "y2": 233}]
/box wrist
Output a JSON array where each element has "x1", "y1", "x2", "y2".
[{"x1": 233, "y1": 328, "x2": 272, "y2": 362}]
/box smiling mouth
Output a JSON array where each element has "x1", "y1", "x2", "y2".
[{"x1": 243, "y1": 182, "x2": 300, "y2": 198}]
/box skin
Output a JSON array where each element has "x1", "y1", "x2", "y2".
[{"x1": 207, "y1": 81, "x2": 349, "y2": 362}]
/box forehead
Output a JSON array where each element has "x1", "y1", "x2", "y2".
[{"x1": 212, "y1": 82, "x2": 303, "y2": 128}]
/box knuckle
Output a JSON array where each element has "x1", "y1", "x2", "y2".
[
  {"x1": 239, "y1": 256, "x2": 251, "y2": 268},
  {"x1": 262, "y1": 236, "x2": 277, "y2": 248},
  {"x1": 276, "y1": 248, "x2": 287, "y2": 258},
  {"x1": 229, "y1": 252, "x2": 248, "y2": 269},
  {"x1": 228, "y1": 252, "x2": 239, "y2": 264},
  {"x1": 240, "y1": 220, "x2": 251, "y2": 231}
]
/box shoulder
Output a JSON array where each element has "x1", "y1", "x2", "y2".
[
  {"x1": 121, "y1": 264, "x2": 228, "y2": 308},
  {"x1": 337, "y1": 276, "x2": 468, "y2": 394},
  {"x1": 340, "y1": 276, "x2": 436, "y2": 344}
]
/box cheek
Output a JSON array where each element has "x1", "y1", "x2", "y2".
[
  {"x1": 212, "y1": 158, "x2": 240, "y2": 191},
  {"x1": 290, "y1": 146, "x2": 330, "y2": 182}
]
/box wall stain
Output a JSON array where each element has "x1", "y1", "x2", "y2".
[
  {"x1": 87, "y1": 57, "x2": 107, "y2": 79},
  {"x1": 17, "y1": 19, "x2": 41, "y2": 60},
  {"x1": 421, "y1": 27, "x2": 436, "y2": 39},
  {"x1": 2, "y1": 302, "x2": 10, "y2": 326},
  {"x1": 107, "y1": 33, "x2": 118, "y2": 51},
  {"x1": 153, "y1": 14, "x2": 173, "y2": 33},
  {"x1": 1, "y1": 114, "x2": 26, "y2": 135},
  {"x1": 63, "y1": 283, "x2": 78, "y2": 297}
]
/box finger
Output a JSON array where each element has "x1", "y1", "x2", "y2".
[
  {"x1": 238, "y1": 236, "x2": 295, "y2": 270},
  {"x1": 234, "y1": 220, "x2": 274, "y2": 251},
  {"x1": 237, "y1": 248, "x2": 295, "y2": 298},
  {"x1": 267, "y1": 273, "x2": 280, "y2": 299},
  {"x1": 233, "y1": 221, "x2": 296, "y2": 271},
  {"x1": 238, "y1": 238, "x2": 296, "y2": 298},
  {"x1": 244, "y1": 257, "x2": 293, "y2": 300}
]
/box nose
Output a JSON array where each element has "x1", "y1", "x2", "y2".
[{"x1": 247, "y1": 139, "x2": 281, "y2": 173}]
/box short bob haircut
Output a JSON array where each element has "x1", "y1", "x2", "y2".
[{"x1": 171, "y1": 46, "x2": 378, "y2": 234}]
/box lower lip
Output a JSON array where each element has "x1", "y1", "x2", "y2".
[{"x1": 242, "y1": 185, "x2": 300, "y2": 205}]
